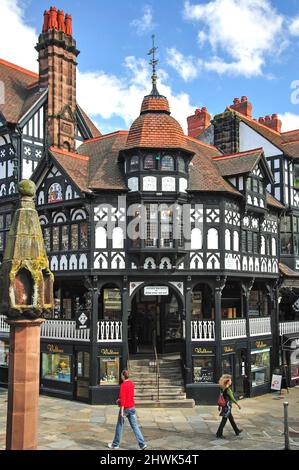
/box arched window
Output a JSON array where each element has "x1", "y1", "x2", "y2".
[
  {"x1": 178, "y1": 157, "x2": 185, "y2": 172},
  {"x1": 95, "y1": 225, "x2": 107, "y2": 249},
  {"x1": 225, "y1": 229, "x2": 231, "y2": 250},
  {"x1": 130, "y1": 156, "x2": 139, "y2": 171},
  {"x1": 161, "y1": 155, "x2": 174, "y2": 171},
  {"x1": 112, "y1": 227, "x2": 124, "y2": 249},
  {"x1": 261, "y1": 236, "x2": 266, "y2": 255},
  {"x1": 144, "y1": 155, "x2": 155, "y2": 170},
  {"x1": 207, "y1": 228, "x2": 219, "y2": 250},
  {"x1": 191, "y1": 228, "x2": 202, "y2": 249},
  {"x1": 233, "y1": 231, "x2": 239, "y2": 252},
  {"x1": 272, "y1": 237, "x2": 277, "y2": 256},
  {"x1": 48, "y1": 183, "x2": 63, "y2": 203}
]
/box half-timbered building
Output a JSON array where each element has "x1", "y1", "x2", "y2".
[{"x1": 0, "y1": 7, "x2": 299, "y2": 404}]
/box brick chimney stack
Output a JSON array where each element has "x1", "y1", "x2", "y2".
[
  {"x1": 258, "y1": 114, "x2": 282, "y2": 133},
  {"x1": 187, "y1": 107, "x2": 211, "y2": 138},
  {"x1": 230, "y1": 96, "x2": 252, "y2": 119},
  {"x1": 36, "y1": 7, "x2": 80, "y2": 152}
]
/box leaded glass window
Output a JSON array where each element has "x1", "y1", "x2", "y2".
[{"x1": 161, "y1": 155, "x2": 174, "y2": 171}]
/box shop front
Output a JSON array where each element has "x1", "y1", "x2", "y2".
[
  {"x1": 40, "y1": 342, "x2": 74, "y2": 399},
  {"x1": 0, "y1": 338, "x2": 9, "y2": 387},
  {"x1": 281, "y1": 335, "x2": 299, "y2": 386},
  {"x1": 91, "y1": 346, "x2": 122, "y2": 405},
  {"x1": 250, "y1": 339, "x2": 272, "y2": 396},
  {"x1": 186, "y1": 344, "x2": 219, "y2": 404}
]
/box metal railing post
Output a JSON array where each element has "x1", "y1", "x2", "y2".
[{"x1": 284, "y1": 402, "x2": 290, "y2": 451}]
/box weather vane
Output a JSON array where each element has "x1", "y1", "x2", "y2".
[{"x1": 147, "y1": 34, "x2": 159, "y2": 95}]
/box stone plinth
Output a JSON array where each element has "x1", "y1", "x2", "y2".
[{"x1": 6, "y1": 319, "x2": 44, "y2": 450}]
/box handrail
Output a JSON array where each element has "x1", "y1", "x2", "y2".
[{"x1": 152, "y1": 330, "x2": 160, "y2": 403}]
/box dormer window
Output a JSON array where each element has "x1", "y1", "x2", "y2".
[
  {"x1": 161, "y1": 155, "x2": 174, "y2": 171},
  {"x1": 144, "y1": 155, "x2": 155, "y2": 170},
  {"x1": 130, "y1": 156, "x2": 139, "y2": 172},
  {"x1": 178, "y1": 157, "x2": 185, "y2": 172}
]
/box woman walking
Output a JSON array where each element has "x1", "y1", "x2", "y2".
[
  {"x1": 108, "y1": 370, "x2": 147, "y2": 450},
  {"x1": 216, "y1": 374, "x2": 243, "y2": 439}
]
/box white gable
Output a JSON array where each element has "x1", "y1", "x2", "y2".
[{"x1": 239, "y1": 122, "x2": 282, "y2": 158}]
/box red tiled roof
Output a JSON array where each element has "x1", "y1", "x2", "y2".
[
  {"x1": 279, "y1": 263, "x2": 299, "y2": 278},
  {"x1": 186, "y1": 137, "x2": 241, "y2": 196},
  {"x1": 126, "y1": 94, "x2": 188, "y2": 150},
  {"x1": 0, "y1": 58, "x2": 42, "y2": 124},
  {"x1": 213, "y1": 148, "x2": 264, "y2": 176},
  {"x1": 50, "y1": 146, "x2": 91, "y2": 193}
]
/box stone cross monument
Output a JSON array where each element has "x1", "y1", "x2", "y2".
[{"x1": 0, "y1": 180, "x2": 54, "y2": 450}]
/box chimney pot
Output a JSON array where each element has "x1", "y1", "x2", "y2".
[
  {"x1": 201, "y1": 107, "x2": 207, "y2": 113},
  {"x1": 42, "y1": 10, "x2": 50, "y2": 32},
  {"x1": 65, "y1": 13, "x2": 73, "y2": 36},
  {"x1": 272, "y1": 114, "x2": 278, "y2": 120},
  {"x1": 187, "y1": 107, "x2": 211, "y2": 138},
  {"x1": 233, "y1": 98, "x2": 240, "y2": 105},
  {"x1": 241, "y1": 96, "x2": 247, "y2": 102},
  {"x1": 48, "y1": 6, "x2": 58, "y2": 30},
  {"x1": 265, "y1": 115, "x2": 271, "y2": 121},
  {"x1": 57, "y1": 10, "x2": 65, "y2": 32},
  {"x1": 259, "y1": 117, "x2": 265, "y2": 123}
]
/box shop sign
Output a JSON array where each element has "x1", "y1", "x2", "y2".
[
  {"x1": 193, "y1": 347, "x2": 214, "y2": 355},
  {"x1": 271, "y1": 374, "x2": 282, "y2": 391},
  {"x1": 144, "y1": 286, "x2": 169, "y2": 296},
  {"x1": 100, "y1": 348, "x2": 120, "y2": 356},
  {"x1": 254, "y1": 340, "x2": 270, "y2": 349},
  {"x1": 76, "y1": 309, "x2": 90, "y2": 330},
  {"x1": 222, "y1": 345, "x2": 235, "y2": 354},
  {"x1": 47, "y1": 344, "x2": 64, "y2": 354}
]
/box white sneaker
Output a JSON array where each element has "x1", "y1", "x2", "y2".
[
  {"x1": 140, "y1": 444, "x2": 147, "y2": 450},
  {"x1": 108, "y1": 443, "x2": 119, "y2": 449}
]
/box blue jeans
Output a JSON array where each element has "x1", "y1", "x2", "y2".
[{"x1": 112, "y1": 408, "x2": 145, "y2": 448}]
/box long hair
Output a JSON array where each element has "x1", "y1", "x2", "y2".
[{"x1": 219, "y1": 374, "x2": 232, "y2": 389}]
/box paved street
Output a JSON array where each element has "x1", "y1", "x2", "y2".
[{"x1": 0, "y1": 387, "x2": 298, "y2": 450}]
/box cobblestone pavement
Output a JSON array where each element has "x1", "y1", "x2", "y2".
[{"x1": 0, "y1": 387, "x2": 298, "y2": 451}]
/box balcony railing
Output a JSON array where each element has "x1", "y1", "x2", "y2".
[
  {"x1": 191, "y1": 320, "x2": 215, "y2": 341},
  {"x1": 222, "y1": 319, "x2": 247, "y2": 340},
  {"x1": 279, "y1": 321, "x2": 299, "y2": 336},
  {"x1": 249, "y1": 317, "x2": 271, "y2": 337},
  {"x1": 0, "y1": 316, "x2": 123, "y2": 343},
  {"x1": 192, "y1": 317, "x2": 272, "y2": 341},
  {"x1": 98, "y1": 321, "x2": 122, "y2": 343},
  {"x1": 41, "y1": 320, "x2": 90, "y2": 341},
  {"x1": 0, "y1": 315, "x2": 9, "y2": 333}
]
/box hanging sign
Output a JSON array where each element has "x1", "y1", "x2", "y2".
[
  {"x1": 144, "y1": 286, "x2": 169, "y2": 296},
  {"x1": 76, "y1": 310, "x2": 90, "y2": 330},
  {"x1": 271, "y1": 374, "x2": 282, "y2": 391}
]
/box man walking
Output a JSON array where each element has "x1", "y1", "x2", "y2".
[{"x1": 108, "y1": 370, "x2": 147, "y2": 450}]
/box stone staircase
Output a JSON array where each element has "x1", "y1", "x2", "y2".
[{"x1": 129, "y1": 354, "x2": 195, "y2": 408}]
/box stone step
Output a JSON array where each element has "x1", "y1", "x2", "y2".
[
  {"x1": 134, "y1": 380, "x2": 184, "y2": 386},
  {"x1": 135, "y1": 399, "x2": 195, "y2": 408}
]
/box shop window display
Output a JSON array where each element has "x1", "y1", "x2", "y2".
[
  {"x1": 251, "y1": 349, "x2": 270, "y2": 387},
  {"x1": 193, "y1": 357, "x2": 214, "y2": 383},
  {"x1": 0, "y1": 341, "x2": 9, "y2": 367},
  {"x1": 100, "y1": 357, "x2": 119, "y2": 385},
  {"x1": 222, "y1": 356, "x2": 233, "y2": 375},
  {"x1": 42, "y1": 353, "x2": 71, "y2": 382},
  {"x1": 290, "y1": 348, "x2": 299, "y2": 380}
]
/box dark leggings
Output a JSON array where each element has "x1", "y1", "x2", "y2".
[{"x1": 216, "y1": 413, "x2": 240, "y2": 436}]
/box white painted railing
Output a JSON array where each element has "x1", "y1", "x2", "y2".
[
  {"x1": 0, "y1": 315, "x2": 9, "y2": 333},
  {"x1": 221, "y1": 319, "x2": 247, "y2": 340},
  {"x1": 191, "y1": 321, "x2": 215, "y2": 341},
  {"x1": 41, "y1": 320, "x2": 90, "y2": 341},
  {"x1": 249, "y1": 317, "x2": 271, "y2": 337},
  {"x1": 98, "y1": 321, "x2": 122, "y2": 343},
  {"x1": 279, "y1": 321, "x2": 299, "y2": 336}
]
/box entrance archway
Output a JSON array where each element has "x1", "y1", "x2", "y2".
[{"x1": 129, "y1": 284, "x2": 184, "y2": 355}]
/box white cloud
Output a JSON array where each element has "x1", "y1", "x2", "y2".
[
  {"x1": 78, "y1": 57, "x2": 195, "y2": 133},
  {"x1": 279, "y1": 112, "x2": 299, "y2": 132},
  {"x1": 183, "y1": 0, "x2": 285, "y2": 77},
  {"x1": 166, "y1": 47, "x2": 202, "y2": 81},
  {"x1": 289, "y1": 16, "x2": 299, "y2": 37},
  {"x1": 131, "y1": 5, "x2": 155, "y2": 36},
  {"x1": 0, "y1": 0, "x2": 38, "y2": 72}
]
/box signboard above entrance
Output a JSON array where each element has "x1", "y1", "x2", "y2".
[{"x1": 144, "y1": 286, "x2": 169, "y2": 296}]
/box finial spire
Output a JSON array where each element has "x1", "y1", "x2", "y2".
[{"x1": 148, "y1": 35, "x2": 159, "y2": 96}]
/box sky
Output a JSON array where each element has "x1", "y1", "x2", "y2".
[{"x1": 2, "y1": 0, "x2": 299, "y2": 134}]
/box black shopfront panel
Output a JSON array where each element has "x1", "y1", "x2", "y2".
[
  {"x1": 186, "y1": 345, "x2": 218, "y2": 404},
  {"x1": 40, "y1": 342, "x2": 74, "y2": 399}
]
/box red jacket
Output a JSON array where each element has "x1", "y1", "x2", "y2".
[{"x1": 119, "y1": 380, "x2": 135, "y2": 409}]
